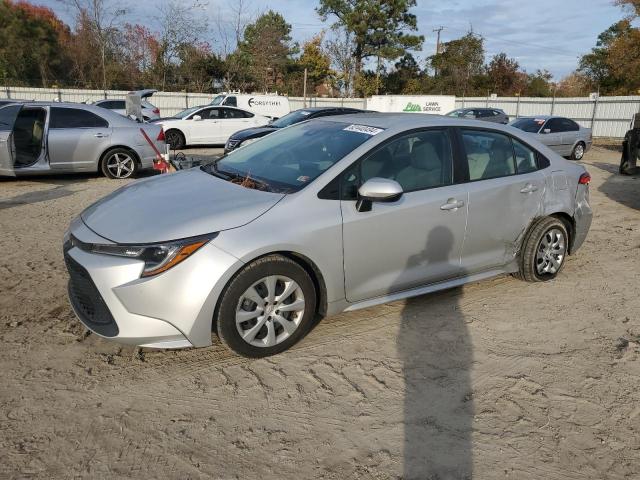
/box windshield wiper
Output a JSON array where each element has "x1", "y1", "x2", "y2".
[{"x1": 204, "y1": 161, "x2": 231, "y2": 180}]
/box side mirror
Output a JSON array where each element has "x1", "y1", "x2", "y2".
[
  {"x1": 192, "y1": 115, "x2": 202, "y2": 121},
  {"x1": 356, "y1": 178, "x2": 403, "y2": 212},
  {"x1": 542, "y1": 128, "x2": 551, "y2": 134}
]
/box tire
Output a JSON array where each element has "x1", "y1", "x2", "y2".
[
  {"x1": 100, "y1": 148, "x2": 138, "y2": 179},
  {"x1": 570, "y1": 142, "x2": 586, "y2": 161},
  {"x1": 515, "y1": 217, "x2": 569, "y2": 282},
  {"x1": 216, "y1": 255, "x2": 317, "y2": 358},
  {"x1": 165, "y1": 129, "x2": 185, "y2": 149}
]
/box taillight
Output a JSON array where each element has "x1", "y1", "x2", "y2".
[
  {"x1": 578, "y1": 172, "x2": 591, "y2": 185},
  {"x1": 157, "y1": 128, "x2": 165, "y2": 142},
  {"x1": 153, "y1": 108, "x2": 160, "y2": 115}
]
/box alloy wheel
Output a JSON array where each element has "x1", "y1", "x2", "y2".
[
  {"x1": 535, "y1": 228, "x2": 566, "y2": 275},
  {"x1": 105, "y1": 152, "x2": 135, "y2": 179},
  {"x1": 574, "y1": 144, "x2": 585, "y2": 160},
  {"x1": 235, "y1": 275, "x2": 305, "y2": 348}
]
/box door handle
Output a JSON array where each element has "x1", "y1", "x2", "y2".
[
  {"x1": 94, "y1": 133, "x2": 109, "y2": 138},
  {"x1": 520, "y1": 183, "x2": 539, "y2": 194},
  {"x1": 440, "y1": 198, "x2": 465, "y2": 211}
]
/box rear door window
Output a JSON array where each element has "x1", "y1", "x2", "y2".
[
  {"x1": 545, "y1": 118, "x2": 566, "y2": 133},
  {"x1": 461, "y1": 129, "x2": 516, "y2": 181},
  {"x1": 512, "y1": 138, "x2": 538, "y2": 174},
  {"x1": 49, "y1": 108, "x2": 109, "y2": 129},
  {"x1": 223, "y1": 96, "x2": 237, "y2": 107},
  {"x1": 222, "y1": 108, "x2": 249, "y2": 119}
]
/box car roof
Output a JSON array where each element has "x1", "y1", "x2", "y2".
[
  {"x1": 516, "y1": 115, "x2": 560, "y2": 120},
  {"x1": 21, "y1": 101, "x2": 137, "y2": 125},
  {"x1": 316, "y1": 112, "x2": 521, "y2": 134}
]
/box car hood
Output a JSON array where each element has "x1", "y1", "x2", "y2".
[
  {"x1": 81, "y1": 168, "x2": 285, "y2": 244},
  {"x1": 231, "y1": 126, "x2": 278, "y2": 140}
]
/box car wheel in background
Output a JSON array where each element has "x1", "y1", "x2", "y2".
[
  {"x1": 100, "y1": 148, "x2": 138, "y2": 179},
  {"x1": 216, "y1": 255, "x2": 317, "y2": 358},
  {"x1": 571, "y1": 142, "x2": 585, "y2": 160},
  {"x1": 515, "y1": 217, "x2": 569, "y2": 282},
  {"x1": 165, "y1": 129, "x2": 185, "y2": 149}
]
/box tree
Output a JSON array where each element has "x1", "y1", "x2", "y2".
[
  {"x1": 317, "y1": 0, "x2": 423, "y2": 94},
  {"x1": 430, "y1": 32, "x2": 486, "y2": 96},
  {"x1": 0, "y1": 0, "x2": 72, "y2": 86},
  {"x1": 384, "y1": 53, "x2": 422, "y2": 93},
  {"x1": 615, "y1": 0, "x2": 640, "y2": 16},
  {"x1": 297, "y1": 34, "x2": 332, "y2": 94},
  {"x1": 63, "y1": 0, "x2": 127, "y2": 89},
  {"x1": 579, "y1": 21, "x2": 632, "y2": 93},
  {"x1": 326, "y1": 27, "x2": 356, "y2": 97},
  {"x1": 487, "y1": 53, "x2": 522, "y2": 95},
  {"x1": 555, "y1": 72, "x2": 592, "y2": 97},
  {"x1": 155, "y1": 0, "x2": 209, "y2": 90},
  {"x1": 240, "y1": 10, "x2": 294, "y2": 91},
  {"x1": 525, "y1": 69, "x2": 553, "y2": 97}
]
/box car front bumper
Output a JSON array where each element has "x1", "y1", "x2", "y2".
[{"x1": 64, "y1": 217, "x2": 243, "y2": 349}]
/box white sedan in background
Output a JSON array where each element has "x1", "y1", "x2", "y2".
[{"x1": 153, "y1": 106, "x2": 269, "y2": 149}]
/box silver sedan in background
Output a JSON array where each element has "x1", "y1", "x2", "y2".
[
  {"x1": 0, "y1": 102, "x2": 166, "y2": 179},
  {"x1": 64, "y1": 113, "x2": 592, "y2": 357},
  {"x1": 510, "y1": 116, "x2": 592, "y2": 160}
]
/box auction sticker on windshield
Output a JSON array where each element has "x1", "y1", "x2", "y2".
[{"x1": 343, "y1": 124, "x2": 384, "y2": 136}]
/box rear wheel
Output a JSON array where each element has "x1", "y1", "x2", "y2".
[
  {"x1": 515, "y1": 217, "x2": 569, "y2": 282},
  {"x1": 216, "y1": 255, "x2": 317, "y2": 358},
  {"x1": 571, "y1": 142, "x2": 585, "y2": 160},
  {"x1": 165, "y1": 129, "x2": 185, "y2": 149},
  {"x1": 100, "y1": 148, "x2": 138, "y2": 179}
]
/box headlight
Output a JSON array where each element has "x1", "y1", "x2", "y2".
[
  {"x1": 70, "y1": 234, "x2": 216, "y2": 277},
  {"x1": 239, "y1": 137, "x2": 260, "y2": 148}
]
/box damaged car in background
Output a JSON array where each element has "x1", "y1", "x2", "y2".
[
  {"x1": 0, "y1": 102, "x2": 165, "y2": 179},
  {"x1": 64, "y1": 114, "x2": 592, "y2": 357},
  {"x1": 510, "y1": 115, "x2": 592, "y2": 160}
]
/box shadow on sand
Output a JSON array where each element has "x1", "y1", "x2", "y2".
[{"x1": 398, "y1": 225, "x2": 473, "y2": 479}]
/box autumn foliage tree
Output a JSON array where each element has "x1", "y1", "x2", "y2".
[{"x1": 0, "y1": 0, "x2": 72, "y2": 86}]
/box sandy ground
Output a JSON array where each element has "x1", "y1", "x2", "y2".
[{"x1": 0, "y1": 146, "x2": 639, "y2": 479}]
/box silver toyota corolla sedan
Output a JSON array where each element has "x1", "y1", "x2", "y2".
[
  {"x1": 64, "y1": 113, "x2": 593, "y2": 357},
  {"x1": 0, "y1": 102, "x2": 166, "y2": 179},
  {"x1": 510, "y1": 116, "x2": 592, "y2": 160}
]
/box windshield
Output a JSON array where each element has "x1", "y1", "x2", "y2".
[
  {"x1": 446, "y1": 109, "x2": 465, "y2": 117},
  {"x1": 172, "y1": 106, "x2": 201, "y2": 119},
  {"x1": 211, "y1": 95, "x2": 225, "y2": 106},
  {"x1": 511, "y1": 118, "x2": 545, "y2": 133},
  {"x1": 270, "y1": 110, "x2": 314, "y2": 128},
  {"x1": 202, "y1": 120, "x2": 379, "y2": 193}
]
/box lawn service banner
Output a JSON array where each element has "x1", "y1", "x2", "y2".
[{"x1": 367, "y1": 95, "x2": 456, "y2": 115}]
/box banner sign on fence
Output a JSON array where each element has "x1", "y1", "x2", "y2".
[{"x1": 367, "y1": 95, "x2": 456, "y2": 115}]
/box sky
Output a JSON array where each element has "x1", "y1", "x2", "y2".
[{"x1": 37, "y1": 0, "x2": 626, "y2": 80}]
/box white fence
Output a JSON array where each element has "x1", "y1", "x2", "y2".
[
  {"x1": 0, "y1": 85, "x2": 365, "y2": 117},
  {"x1": 457, "y1": 96, "x2": 639, "y2": 138},
  {"x1": 2, "y1": 86, "x2": 638, "y2": 138}
]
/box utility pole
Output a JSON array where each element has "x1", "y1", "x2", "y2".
[
  {"x1": 433, "y1": 26, "x2": 444, "y2": 76},
  {"x1": 303, "y1": 68, "x2": 308, "y2": 108},
  {"x1": 433, "y1": 26, "x2": 444, "y2": 55}
]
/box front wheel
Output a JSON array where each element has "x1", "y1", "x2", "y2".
[
  {"x1": 515, "y1": 217, "x2": 569, "y2": 282},
  {"x1": 216, "y1": 255, "x2": 317, "y2": 358},
  {"x1": 570, "y1": 142, "x2": 585, "y2": 161}
]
